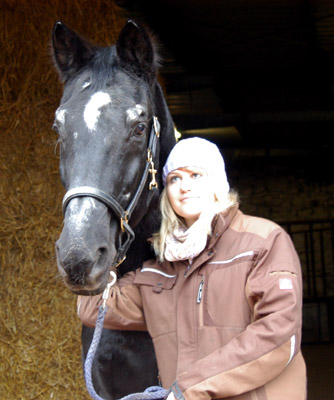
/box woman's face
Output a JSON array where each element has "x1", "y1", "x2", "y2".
[{"x1": 166, "y1": 167, "x2": 215, "y2": 227}]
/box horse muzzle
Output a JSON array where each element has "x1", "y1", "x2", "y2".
[
  {"x1": 56, "y1": 197, "x2": 117, "y2": 294},
  {"x1": 56, "y1": 243, "x2": 110, "y2": 294}
]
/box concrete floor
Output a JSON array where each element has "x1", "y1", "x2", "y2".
[{"x1": 302, "y1": 344, "x2": 334, "y2": 399}]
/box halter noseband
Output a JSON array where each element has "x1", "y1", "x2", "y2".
[{"x1": 62, "y1": 116, "x2": 160, "y2": 268}]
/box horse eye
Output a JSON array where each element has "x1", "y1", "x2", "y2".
[
  {"x1": 52, "y1": 123, "x2": 59, "y2": 134},
  {"x1": 133, "y1": 123, "x2": 146, "y2": 137}
]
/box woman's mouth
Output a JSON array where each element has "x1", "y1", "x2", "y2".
[{"x1": 180, "y1": 196, "x2": 198, "y2": 202}]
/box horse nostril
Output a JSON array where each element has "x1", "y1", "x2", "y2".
[
  {"x1": 97, "y1": 247, "x2": 108, "y2": 266},
  {"x1": 57, "y1": 244, "x2": 95, "y2": 273}
]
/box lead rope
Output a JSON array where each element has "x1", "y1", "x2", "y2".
[{"x1": 84, "y1": 272, "x2": 171, "y2": 400}]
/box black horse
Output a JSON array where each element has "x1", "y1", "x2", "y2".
[{"x1": 52, "y1": 20, "x2": 176, "y2": 399}]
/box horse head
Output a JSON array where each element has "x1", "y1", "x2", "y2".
[{"x1": 52, "y1": 20, "x2": 175, "y2": 295}]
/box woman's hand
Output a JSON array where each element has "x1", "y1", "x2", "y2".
[{"x1": 166, "y1": 392, "x2": 175, "y2": 400}]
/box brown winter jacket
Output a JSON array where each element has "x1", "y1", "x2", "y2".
[{"x1": 78, "y1": 205, "x2": 307, "y2": 400}]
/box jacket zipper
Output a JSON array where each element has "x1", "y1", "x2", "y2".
[
  {"x1": 197, "y1": 277, "x2": 204, "y2": 303},
  {"x1": 197, "y1": 276, "x2": 204, "y2": 326}
]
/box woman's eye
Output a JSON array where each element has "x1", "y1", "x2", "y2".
[
  {"x1": 168, "y1": 176, "x2": 179, "y2": 184},
  {"x1": 133, "y1": 123, "x2": 146, "y2": 137},
  {"x1": 191, "y1": 172, "x2": 202, "y2": 179}
]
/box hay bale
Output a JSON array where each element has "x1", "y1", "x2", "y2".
[{"x1": 0, "y1": 1, "x2": 126, "y2": 398}]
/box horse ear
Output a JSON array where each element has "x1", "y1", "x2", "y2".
[
  {"x1": 116, "y1": 20, "x2": 159, "y2": 82},
  {"x1": 52, "y1": 21, "x2": 95, "y2": 82}
]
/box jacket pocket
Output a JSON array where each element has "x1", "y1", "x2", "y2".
[{"x1": 199, "y1": 261, "x2": 253, "y2": 328}]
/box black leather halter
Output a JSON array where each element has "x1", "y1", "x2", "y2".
[{"x1": 62, "y1": 116, "x2": 161, "y2": 268}]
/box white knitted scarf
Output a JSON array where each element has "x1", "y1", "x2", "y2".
[{"x1": 164, "y1": 205, "x2": 221, "y2": 262}]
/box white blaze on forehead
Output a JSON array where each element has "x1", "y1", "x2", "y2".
[
  {"x1": 55, "y1": 108, "x2": 67, "y2": 124},
  {"x1": 126, "y1": 104, "x2": 144, "y2": 123},
  {"x1": 84, "y1": 91, "x2": 111, "y2": 131}
]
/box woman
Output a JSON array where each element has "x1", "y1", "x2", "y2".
[{"x1": 78, "y1": 137, "x2": 307, "y2": 400}]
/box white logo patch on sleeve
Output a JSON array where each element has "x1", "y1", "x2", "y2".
[{"x1": 279, "y1": 278, "x2": 293, "y2": 290}]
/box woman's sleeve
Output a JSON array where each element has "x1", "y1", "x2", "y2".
[
  {"x1": 171, "y1": 229, "x2": 304, "y2": 399},
  {"x1": 77, "y1": 270, "x2": 147, "y2": 331}
]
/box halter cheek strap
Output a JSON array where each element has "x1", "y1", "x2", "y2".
[{"x1": 61, "y1": 116, "x2": 160, "y2": 268}]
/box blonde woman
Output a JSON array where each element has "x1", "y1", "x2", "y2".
[{"x1": 79, "y1": 137, "x2": 307, "y2": 400}]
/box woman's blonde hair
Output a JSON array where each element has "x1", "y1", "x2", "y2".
[{"x1": 152, "y1": 181, "x2": 238, "y2": 262}]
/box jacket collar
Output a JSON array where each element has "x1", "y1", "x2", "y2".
[
  {"x1": 180, "y1": 204, "x2": 240, "y2": 276},
  {"x1": 207, "y1": 203, "x2": 239, "y2": 250},
  {"x1": 160, "y1": 203, "x2": 240, "y2": 274}
]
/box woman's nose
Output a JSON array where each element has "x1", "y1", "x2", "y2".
[{"x1": 180, "y1": 177, "x2": 191, "y2": 192}]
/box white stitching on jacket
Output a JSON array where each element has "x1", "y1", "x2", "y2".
[
  {"x1": 141, "y1": 267, "x2": 176, "y2": 278},
  {"x1": 208, "y1": 250, "x2": 254, "y2": 264}
]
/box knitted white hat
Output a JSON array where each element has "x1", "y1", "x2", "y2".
[{"x1": 162, "y1": 137, "x2": 230, "y2": 195}]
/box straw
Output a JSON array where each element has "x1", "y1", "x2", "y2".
[{"x1": 0, "y1": 1, "x2": 126, "y2": 398}]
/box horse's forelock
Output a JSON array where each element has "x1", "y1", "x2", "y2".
[{"x1": 89, "y1": 47, "x2": 117, "y2": 86}]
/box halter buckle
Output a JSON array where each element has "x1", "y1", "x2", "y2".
[{"x1": 120, "y1": 212, "x2": 129, "y2": 232}]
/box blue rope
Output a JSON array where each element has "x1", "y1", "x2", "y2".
[{"x1": 84, "y1": 305, "x2": 171, "y2": 400}]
